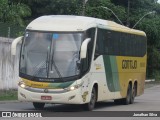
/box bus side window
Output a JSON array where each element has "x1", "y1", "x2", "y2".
[{"x1": 94, "y1": 29, "x2": 105, "y2": 60}]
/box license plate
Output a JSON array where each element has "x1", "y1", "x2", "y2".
[{"x1": 41, "y1": 96, "x2": 52, "y2": 100}]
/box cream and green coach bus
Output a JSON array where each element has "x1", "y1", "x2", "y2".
[{"x1": 11, "y1": 15, "x2": 147, "y2": 111}]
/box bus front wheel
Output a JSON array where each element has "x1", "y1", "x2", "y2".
[
  {"x1": 84, "y1": 87, "x2": 97, "y2": 111},
  {"x1": 33, "y1": 102, "x2": 45, "y2": 109}
]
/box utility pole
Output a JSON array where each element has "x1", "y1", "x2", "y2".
[
  {"x1": 126, "y1": 0, "x2": 130, "y2": 27},
  {"x1": 82, "y1": 0, "x2": 85, "y2": 16},
  {"x1": 82, "y1": 0, "x2": 88, "y2": 16}
]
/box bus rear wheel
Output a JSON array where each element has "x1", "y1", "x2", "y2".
[
  {"x1": 33, "y1": 102, "x2": 45, "y2": 109},
  {"x1": 122, "y1": 84, "x2": 132, "y2": 105},
  {"x1": 84, "y1": 87, "x2": 97, "y2": 111},
  {"x1": 130, "y1": 84, "x2": 136, "y2": 104}
]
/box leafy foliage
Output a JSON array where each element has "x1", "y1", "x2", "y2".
[
  {"x1": 85, "y1": 0, "x2": 126, "y2": 23},
  {"x1": 0, "y1": 0, "x2": 31, "y2": 26}
]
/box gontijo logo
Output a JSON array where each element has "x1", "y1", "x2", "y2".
[{"x1": 122, "y1": 60, "x2": 137, "y2": 69}]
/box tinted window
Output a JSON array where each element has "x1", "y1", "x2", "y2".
[{"x1": 95, "y1": 29, "x2": 147, "y2": 59}]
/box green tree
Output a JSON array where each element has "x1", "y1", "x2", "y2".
[
  {"x1": 22, "y1": 0, "x2": 81, "y2": 19},
  {"x1": 0, "y1": 0, "x2": 31, "y2": 26},
  {"x1": 85, "y1": 0, "x2": 126, "y2": 24}
]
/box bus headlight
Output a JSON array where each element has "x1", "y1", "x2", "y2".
[
  {"x1": 70, "y1": 86, "x2": 75, "y2": 91},
  {"x1": 18, "y1": 81, "x2": 26, "y2": 88},
  {"x1": 65, "y1": 82, "x2": 83, "y2": 91}
]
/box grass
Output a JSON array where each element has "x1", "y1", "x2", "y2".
[{"x1": 0, "y1": 90, "x2": 18, "y2": 101}]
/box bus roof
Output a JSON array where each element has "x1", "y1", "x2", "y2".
[{"x1": 27, "y1": 15, "x2": 146, "y2": 36}]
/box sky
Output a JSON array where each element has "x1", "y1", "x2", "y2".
[{"x1": 158, "y1": 0, "x2": 160, "y2": 3}]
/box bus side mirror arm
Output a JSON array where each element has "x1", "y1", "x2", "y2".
[
  {"x1": 80, "y1": 38, "x2": 91, "y2": 59},
  {"x1": 11, "y1": 36, "x2": 23, "y2": 55}
]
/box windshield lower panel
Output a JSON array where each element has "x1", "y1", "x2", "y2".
[
  {"x1": 19, "y1": 72, "x2": 80, "y2": 82},
  {"x1": 20, "y1": 31, "x2": 83, "y2": 82}
]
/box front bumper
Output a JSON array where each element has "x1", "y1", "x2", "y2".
[{"x1": 18, "y1": 86, "x2": 83, "y2": 104}]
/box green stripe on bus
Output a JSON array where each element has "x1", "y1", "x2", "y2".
[
  {"x1": 110, "y1": 56, "x2": 120, "y2": 91},
  {"x1": 103, "y1": 55, "x2": 120, "y2": 92},
  {"x1": 103, "y1": 55, "x2": 114, "y2": 92}
]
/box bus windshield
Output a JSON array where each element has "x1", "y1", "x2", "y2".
[{"x1": 20, "y1": 31, "x2": 83, "y2": 80}]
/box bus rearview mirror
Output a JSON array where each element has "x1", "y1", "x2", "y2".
[
  {"x1": 80, "y1": 38, "x2": 91, "y2": 59},
  {"x1": 11, "y1": 36, "x2": 23, "y2": 55}
]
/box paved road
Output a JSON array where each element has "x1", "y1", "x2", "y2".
[{"x1": 0, "y1": 85, "x2": 160, "y2": 119}]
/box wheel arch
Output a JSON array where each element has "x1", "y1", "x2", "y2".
[
  {"x1": 93, "y1": 83, "x2": 98, "y2": 102},
  {"x1": 89, "y1": 82, "x2": 99, "y2": 102},
  {"x1": 126, "y1": 80, "x2": 132, "y2": 97},
  {"x1": 128, "y1": 81, "x2": 132, "y2": 89}
]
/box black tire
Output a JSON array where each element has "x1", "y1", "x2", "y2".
[
  {"x1": 33, "y1": 102, "x2": 45, "y2": 110},
  {"x1": 114, "y1": 99, "x2": 122, "y2": 105},
  {"x1": 130, "y1": 84, "x2": 136, "y2": 104},
  {"x1": 84, "y1": 87, "x2": 97, "y2": 111},
  {"x1": 121, "y1": 84, "x2": 132, "y2": 105}
]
